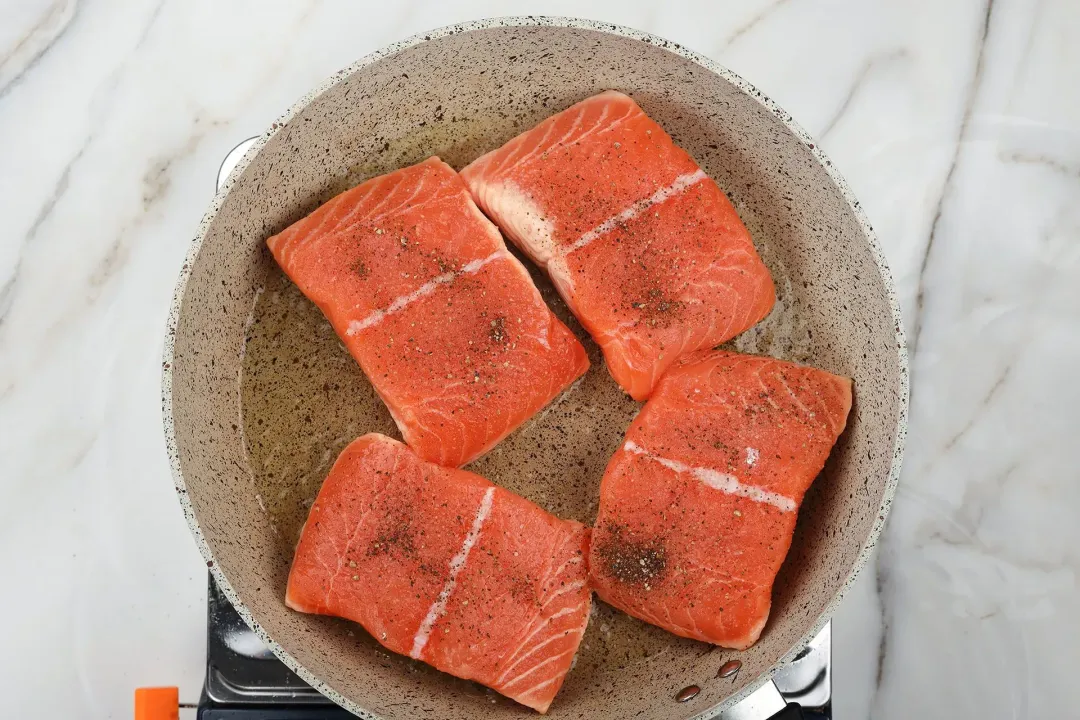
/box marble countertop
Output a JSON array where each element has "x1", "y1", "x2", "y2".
[{"x1": 2, "y1": 1, "x2": 1077, "y2": 718}]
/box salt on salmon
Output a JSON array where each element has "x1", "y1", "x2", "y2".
[
  {"x1": 286, "y1": 434, "x2": 592, "y2": 713},
  {"x1": 267, "y1": 157, "x2": 589, "y2": 467},
  {"x1": 588, "y1": 350, "x2": 851, "y2": 649},
  {"x1": 461, "y1": 91, "x2": 775, "y2": 401}
]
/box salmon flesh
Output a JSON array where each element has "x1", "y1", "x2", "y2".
[
  {"x1": 462, "y1": 91, "x2": 775, "y2": 400},
  {"x1": 588, "y1": 350, "x2": 852, "y2": 649},
  {"x1": 267, "y1": 157, "x2": 589, "y2": 467},
  {"x1": 286, "y1": 433, "x2": 592, "y2": 713}
]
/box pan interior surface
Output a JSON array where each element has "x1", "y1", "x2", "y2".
[{"x1": 168, "y1": 21, "x2": 904, "y2": 720}]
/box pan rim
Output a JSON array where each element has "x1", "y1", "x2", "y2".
[{"x1": 161, "y1": 15, "x2": 909, "y2": 719}]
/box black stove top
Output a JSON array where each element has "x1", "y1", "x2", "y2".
[{"x1": 199, "y1": 576, "x2": 353, "y2": 718}]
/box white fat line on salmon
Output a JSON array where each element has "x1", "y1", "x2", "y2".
[
  {"x1": 623, "y1": 440, "x2": 796, "y2": 512},
  {"x1": 410, "y1": 486, "x2": 496, "y2": 659},
  {"x1": 346, "y1": 251, "x2": 504, "y2": 336},
  {"x1": 563, "y1": 169, "x2": 707, "y2": 255}
]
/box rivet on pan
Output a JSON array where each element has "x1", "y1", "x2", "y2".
[
  {"x1": 675, "y1": 685, "x2": 700, "y2": 702},
  {"x1": 717, "y1": 660, "x2": 742, "y2": 679}
]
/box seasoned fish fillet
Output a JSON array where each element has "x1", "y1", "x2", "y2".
[
  {"x1": 267, "y1": 157, "x2": 588, "y2": 467},
  {"x1": 589, "y1": 350, "x2": 851, "y2": 649},
  {"x1": 462, "y1": 91, "x2": 774, "y2": 400},
  {"x1": 286, "y1": 434, "x2": 592, "y2": 713}
]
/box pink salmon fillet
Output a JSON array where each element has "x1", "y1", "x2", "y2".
[
  {"x1": 588, "y1": 350, "x2": 851, "y2": 649},
  {"x1": 267, "y1": 157, "x2": 589, "y2": 467},
  {"x1": 461, "y1": 91, "x2": 775, "y2": 400},
  {"x1": 286, "y1": 433, "x2": 592, "y2": 713}
]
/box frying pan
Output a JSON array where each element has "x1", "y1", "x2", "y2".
[{"x1": 163, "y1": 17, "x2": 907, "y2": 719}]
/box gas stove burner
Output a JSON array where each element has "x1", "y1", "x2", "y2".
[
  {"x1": 199, "y1": 139, "x2": 832, "y2": 720},
  {"x1": 200, "y1": 576, "x2": 353, "y2": 718}
]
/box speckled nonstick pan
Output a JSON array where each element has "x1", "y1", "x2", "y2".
[{"x1": 162, "y1": 17, "x2": 907, "y2": 720}]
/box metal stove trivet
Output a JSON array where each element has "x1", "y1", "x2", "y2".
[{"x1": 200, "y1": 140, "x2": 832, "y2": 720}]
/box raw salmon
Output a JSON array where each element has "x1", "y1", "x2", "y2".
[
  {"x1": 461, "y1": 91, "x2": 775, "y2": 400},
  {"x1": 588, "y1": 350, "x2": 851, "y2": 649},
  {"x1": 286, "y1": 433, "x2": 592, "y2": 713},
  {"x1": 267, "y1": 157, "x2": 589, "y2": 467}
]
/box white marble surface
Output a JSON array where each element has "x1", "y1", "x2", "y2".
[{"x1": 1, "y1": 1, "x2": 1077, "y2": 718}]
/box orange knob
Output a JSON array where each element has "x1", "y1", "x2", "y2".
[{"x1": 134, "y1": 687, "x2": 179, "y2": 720}]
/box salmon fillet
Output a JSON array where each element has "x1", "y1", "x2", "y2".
[
  {"x1": 267, "y1": 157, "x2": 589, "y2": 467},
  {"x1": 461, "y1": 91, "x2": 775, "y2": 400},
  {"x1": 588, "y1": 351, "x2": 851, "y2": 649},
  {"x1": 286, "y1": 434, "x2": 592, "y2": 713}
]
